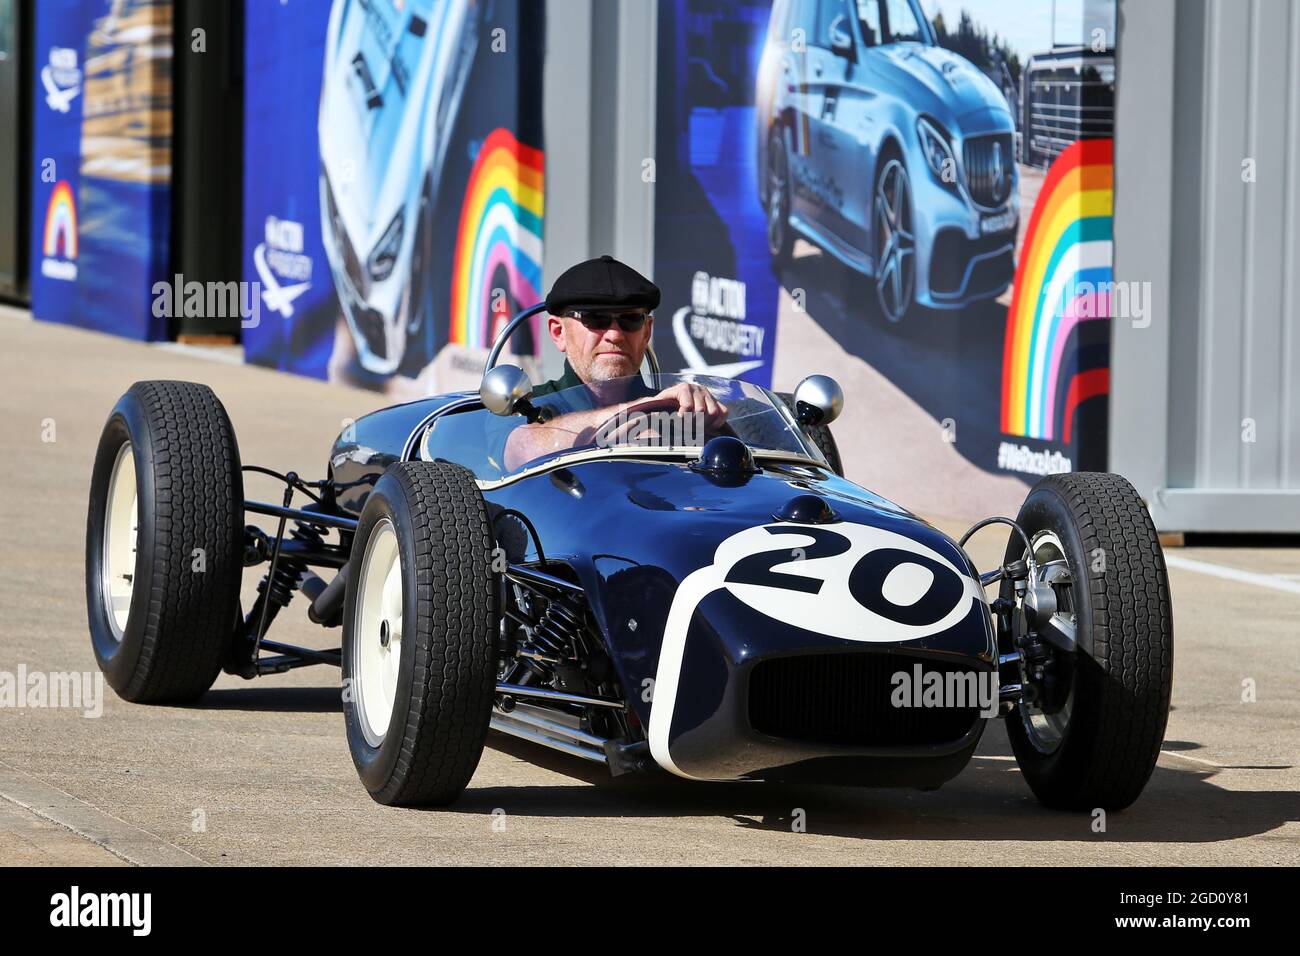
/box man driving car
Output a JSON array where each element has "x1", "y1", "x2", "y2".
[{"x1": 504, "y1": 255, "x2": 727, "y2": 471}]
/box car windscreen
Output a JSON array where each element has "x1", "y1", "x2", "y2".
[
  {"x1": 859, "y1": 0, "x2": 930, "y2": 45},
  {"x1": 421, "y1": 373, "x2": 828, "y2": 482}
]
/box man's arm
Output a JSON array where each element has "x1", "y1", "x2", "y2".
[
  {"x1": 502, "y1": 406, "x2": 618, "y2": 472},
  {"x1": 502, "y1": 382, "x2": 728, "y2": 472}
]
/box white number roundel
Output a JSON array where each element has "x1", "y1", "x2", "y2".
[{"x1": 712, "y1": 521, "x2": 982, "y2": 642}]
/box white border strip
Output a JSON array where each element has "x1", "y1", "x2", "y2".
[
  {"x1": 1164, "y1": 554, "x2": 1300, "y2": 597},
  {"x1": 0, "y1": 760, "x2": 206, "y2": 867},
  {"x1": 152, "y1": 342, "x2": 244, "y2": 366}
]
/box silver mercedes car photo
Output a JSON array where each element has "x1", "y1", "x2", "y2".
[
  {"x1": 757, "y1": 0, "x2": 1020, "y2": 322},
  {"x1": 318, "y1": 0, "x2": 484, "y2": 374}
]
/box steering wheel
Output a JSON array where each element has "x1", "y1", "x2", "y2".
[
  {"x1": 593, "y1": 398, "x2": 730, "y2": 448},
  {"x1": 484, "y1": 303, "x2": 662, "y2": 377}
]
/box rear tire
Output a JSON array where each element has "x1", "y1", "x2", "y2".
[
  {"x1": 85, "y1": 381, "x2": 244, "y2": 703},
  {"x1": 342, "y1": 461, "x2": 499, "y2": 806},
  {"x1": 1002, "y1": 472, "x2": 1173, "y2": 810}
]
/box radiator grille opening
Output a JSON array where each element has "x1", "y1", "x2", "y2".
[
  {"x1": 963, "y1": 133, "x2": 1015, "y2": 207},
  {"x1": 747, "y1": 653, "x2": 983, "y2": 747}
]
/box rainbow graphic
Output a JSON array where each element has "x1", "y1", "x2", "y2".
[
  {"x1": 1000, "y1": 139, "x2": 1113, "y2": 442},
  {"x1": 42, "y1": 180, "x2": 79, "y2": 261},
  {"x1": 450, "y1": 128, "x2": 545, "y2": 350}
]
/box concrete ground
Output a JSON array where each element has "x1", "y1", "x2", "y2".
[{"x1": 1, "y1": 308, "x2": 1297, "y2": 866}]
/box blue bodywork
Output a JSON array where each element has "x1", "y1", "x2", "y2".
[{"x1": 328, "y1": 392, "x2": 996, "y2": 786}]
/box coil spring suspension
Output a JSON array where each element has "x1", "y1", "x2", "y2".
[
  {"x1": 258, "y1": 524, "x2": 324, "y2": 609},
  {"x1": 520, "y1": 594, "x2": 584, "y2": 680}
]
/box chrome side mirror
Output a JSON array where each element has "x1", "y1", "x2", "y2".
[
  {"x1": 480, "y1": 364, "x2": 534, "y2": 417},
  {"x1": 792, "y1": 374, "x2": 844, "y2": 426}
]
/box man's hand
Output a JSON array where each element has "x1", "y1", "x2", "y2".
[
  {"x1": 596, "y1": 382, "x2": 728, "y2": 445},
  {"x1": 627, "y1": 382, "x2": 729, "y2": 430},
  {"x1": 503, "y1": 382, "x2": 729, "y2": 472}
]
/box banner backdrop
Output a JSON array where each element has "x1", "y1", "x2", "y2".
[
  {"x1": 242, "y1": 0, "x2": 545, "y2": 399},
  {"x1": 29, "y1": 0, "x2": 94, "y2": 327},
  {"x1": 654, "y1": 0, "x2": 1115, "y2": 519},
  {"x1": 29, "y1": 0, "x2": 173, "y2": 340}
]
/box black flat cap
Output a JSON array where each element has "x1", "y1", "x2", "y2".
[{"x1": 545, "y1": 255, "x2": 660, "y2": 314}]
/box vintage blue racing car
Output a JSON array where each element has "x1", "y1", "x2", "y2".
[{"x1": 85, "y1": 308, "x2": 1172, "y2": 810}]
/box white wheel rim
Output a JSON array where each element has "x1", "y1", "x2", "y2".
[
  {"x1": 353, "y1": 518, "x2": 403, "y2": 747},
  {"x1": 101, "y1": 441, "x2": 139, "y2": 641}
]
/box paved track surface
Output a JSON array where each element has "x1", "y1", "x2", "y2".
[{"x1": 2, "y1": 310, "x2": 1297, "y2": 865}]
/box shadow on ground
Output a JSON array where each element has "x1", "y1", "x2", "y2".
[
  {"x1": 179, "y1": 689, "x2": 1300, "y2": 846},
  {"x1": 469, "y1": 730, "x2": 1300, "y2": 845}
]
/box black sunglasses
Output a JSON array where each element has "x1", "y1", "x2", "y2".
[{"x1": 566, "y1": 309, "x2": 650, "y2": 332}]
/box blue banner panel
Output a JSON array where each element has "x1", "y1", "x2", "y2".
[
  {"x1": 30, "y1": 0, "x2": 173, "y2": 340},
  {"x1": 241, "y1": 0, "x2": 336, "y2": 379},
  {"x1": 29, "y1": 0, "x2": 95, "y2": 327},
  {"x1": 654, "y1": 0, "x2": 1117, "y2": 516},
  {"x1": 243, "y1": 0, "x2": 546, "y2": 396}
]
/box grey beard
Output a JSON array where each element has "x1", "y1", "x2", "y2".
[{"x1": 584, "y1": 360, "x2": 639, "y2": 383}]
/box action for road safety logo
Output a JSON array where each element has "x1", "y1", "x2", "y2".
[
  {"x1": 254, "y1": 215, "x2": 314, "y2": 318},
  {"x1": 672, "y1": 270, "x2": 767, "y2": 378},
  {"x1": 42, "y1": 47, "x2": 82, "y2": 113}
]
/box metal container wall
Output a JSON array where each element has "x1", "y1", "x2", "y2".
[{"x1": 1112, "y1": 0, "x2": 1300, "y2": 532}]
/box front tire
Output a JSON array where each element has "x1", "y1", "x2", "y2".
[
  {"x1": 1002, "y1": 473, "x2": 1173, "y2": 810},
  {"x1": 85, "y1": 381, "x2": 244, "y2": 703},
  {"x1": 342, "y1": 461, "x2": 499, "y2": 806}
]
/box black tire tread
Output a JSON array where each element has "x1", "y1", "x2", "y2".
[
  {"x1": 122, "y1": 380, "x2": 243, "y2": 702},
  {"x1": 371, "y1": 462, "x2": 498, "y2": 806},
  {"x1": 1008, "y1": 472, "x2": 1173, "y2": 810}
]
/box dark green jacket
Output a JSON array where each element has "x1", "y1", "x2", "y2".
[
  {"x1": 530, "y1": 361, "x2": 658, "y2": 401},
  {"x1": 530, "y1": 360, "x2": 586, "y2": 397}
]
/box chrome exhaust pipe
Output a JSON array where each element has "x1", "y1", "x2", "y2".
[
  {"x1": 494, "y1": 682, "x2": 623, "y2": 709},
  {"x1": 490, "y1": 712, "x2": 608, "y2": 764},
  {"x1": 495, "y1": 703, "x2": 608, "y2": 748}
]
